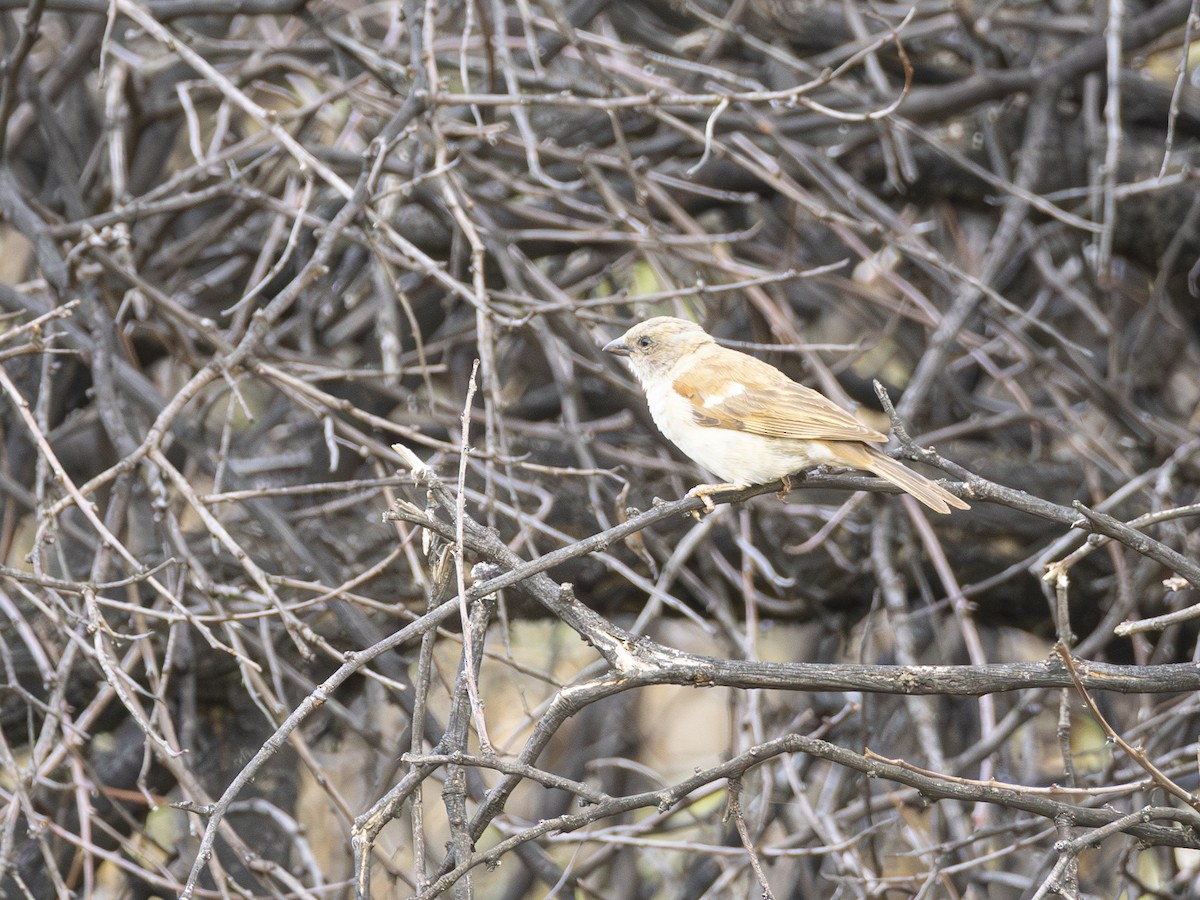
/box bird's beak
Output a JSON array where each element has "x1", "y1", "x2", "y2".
[{"x1": 603, "y1": 338, "x2": 630, "y2": 357}]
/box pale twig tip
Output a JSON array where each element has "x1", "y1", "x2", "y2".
[{"x1": 392, "y1": 443, "x2": 431, "y2": 480}]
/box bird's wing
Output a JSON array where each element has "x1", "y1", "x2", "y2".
[{"x1": 672, "y1": 346, "x2": 888, "y2": 443}]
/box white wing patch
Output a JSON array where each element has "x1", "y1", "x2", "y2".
[{"x1": 700, "y1": 381, "x2": 746, "y2": 407}]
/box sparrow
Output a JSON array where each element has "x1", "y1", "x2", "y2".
[{"x1": 603, "y1": 317, "x2": 969, "y2": 514}]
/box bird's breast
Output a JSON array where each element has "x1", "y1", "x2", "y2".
[{"x1": 645, "y1": 381, "x2": 838, "y2": 485}]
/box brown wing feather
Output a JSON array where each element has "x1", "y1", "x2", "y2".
[{"x1": 672, "y1": 344, "x2": 888, "y2": 443}]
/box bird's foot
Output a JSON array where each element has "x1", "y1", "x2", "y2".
[
  {"x1": 775, "y1": 471, "x2": 807, "y2": 501},
  {"x1": 685, "y1": 482, "x2": 746, "y2": 516},
  {"x1": 776, "y1": 474, "x2": 793, "y2": 500}
]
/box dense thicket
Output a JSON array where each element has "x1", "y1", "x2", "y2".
[{"x1": 3, "y1": 1, "x2": 1200, "y2": 896}]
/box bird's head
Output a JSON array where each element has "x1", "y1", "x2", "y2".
[{"x1": 603, "y1": 317, "x2": 715, "y2": 383}]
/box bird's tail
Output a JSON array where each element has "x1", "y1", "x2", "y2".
[{"x1": 836, "y1": 444, "x2": 969, "y2": 514}]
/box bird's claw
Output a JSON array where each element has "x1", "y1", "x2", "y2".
[
  {"x1": 775, "y1": 474, "x2": 794, "y2": 501},
  {"x1": 686, "y1": 482, "x2": 743, "y2": 516},
  {"x1": 685, "y1": 489, "x2": 717, "y2": 519}
]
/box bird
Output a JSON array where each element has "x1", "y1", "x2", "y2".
[{"x1": 603, "y1": 316, "x2": 969, "y2": 514}]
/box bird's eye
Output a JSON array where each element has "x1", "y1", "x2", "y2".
[{"x1": 637, "y1": 336, "x2": 652, "y2": 349}]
